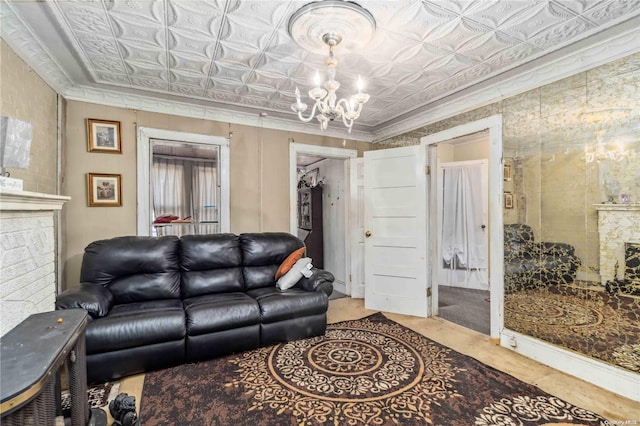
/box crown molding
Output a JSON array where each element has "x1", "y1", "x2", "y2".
[
  {"x1": 371, "y1": 17, "x2": 640, "y2": 142},
  {"x1": 62, "y1": 85, "x2": 373, "y2": 142},
  {"x1": 0, "y1": 1, "x2": 73, "y2": 94}
]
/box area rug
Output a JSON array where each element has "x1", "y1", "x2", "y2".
[
  {"x1": 505, "y1": 285, "x2": 640, "y2": 372},
  {"x1": 140, "y1": 313, "x2": 608, "y2": 425}
]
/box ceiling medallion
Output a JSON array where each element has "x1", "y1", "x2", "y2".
[{"x1": 288, "y1": 1, "x2": 376, "y2": 133}]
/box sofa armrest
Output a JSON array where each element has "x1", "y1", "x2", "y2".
[
  {"x1": 56, "y1": 283, "x2": 114, "y2": 319},
  {"x1": 294, "y1": 268, "x2": 335, "y2": 297}
]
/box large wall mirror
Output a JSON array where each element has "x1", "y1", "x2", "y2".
[{"x1": 503, "y1": 103, "x2": 639, "y2": 375}]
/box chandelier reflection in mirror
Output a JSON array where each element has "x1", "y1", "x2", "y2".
[{"x1": 288, "y1": 1, "x2": 376, "y2": 133}]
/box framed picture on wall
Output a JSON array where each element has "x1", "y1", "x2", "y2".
[
  {"x1": 504, "y1": 192, "x2": 514, "y2": 209},
  {"x1": 503, "y1": 164, "x2": 512, "y2": 181},
  {"x1": 87, "y1": 173, "x2": 122, "y2": 207},
  {"x1": 87, "y1": 119, "x2": 122, "y2": 153}
]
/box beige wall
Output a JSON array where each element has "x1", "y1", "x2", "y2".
[
  {"x1": 452, "y1": 140, "x2": 488, "y2": 162},
  {"x1": 63, "y1": 100, "x2": 371, "y2": 287},
  {"x1": 0, "y1": 40, "x2": 58, "y2": 193}
]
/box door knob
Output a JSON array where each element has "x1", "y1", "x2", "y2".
[{"x1": 365, "y1": 230, "x2": 372, "y2": 237}]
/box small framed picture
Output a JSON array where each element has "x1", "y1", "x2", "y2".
[
  {"x1": 503, "y1": 164, "x2": 512, "y2": 181},
  {"x1": 87, "y1": 119, "x2": 122, "y2": 153},
  {"x1": 87, "y1": 173, "x2": 122, "y2": 207},
  {"x1": 504, "y1": 192, "x2": 514, "y2": 209}
]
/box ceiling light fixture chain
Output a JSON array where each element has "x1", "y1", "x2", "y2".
[{"x1": 288, "y1": 1, "x2": 376, "y2": 134}]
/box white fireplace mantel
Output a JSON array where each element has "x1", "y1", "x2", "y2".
[
  {"x1": 594, "y1": 203, "x2": 640, "y2": 284},
  {"x1": 593, "y1": 203, "x2": 640, "y2": 212},
  {"x1": 0, "y1": 189, "x2": 70, "y2": 336},
  {"x1": 0, "y1": 188, "x2": 70, "y2": 210}
]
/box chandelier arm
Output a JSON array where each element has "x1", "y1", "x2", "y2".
[
  {"x1": 297, "y1": 103, "x2": 320, "y2": 123},
  {"x1": 336, "y1": 97, "x2": 353, "y2": 113},
  {"x1": 316, "y1": 99, "x2": 329, "y2": 115},
  {"x1": 341, "y1": 113, "x2": 354, "y2": 130}
]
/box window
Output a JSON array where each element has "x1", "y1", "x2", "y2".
[
  {"x1": 136, "y1": 127, "x2": 229, "y2": 236},
  {"x1": 151, "y1": 140, "x2": 220, "y2": 236}
]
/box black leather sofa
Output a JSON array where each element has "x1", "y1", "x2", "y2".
[
  {"x1": 504, "y1": 224, "x2": 581, "y2": 292},
  {"x1": 56, "y1": 233, "x2": 334, "y2": 384}
]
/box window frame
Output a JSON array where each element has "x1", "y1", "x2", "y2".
[{"x1": 136, "y1": 127, "x2": 229, "y2": 236}]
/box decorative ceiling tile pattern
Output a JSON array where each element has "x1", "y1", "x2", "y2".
[{"x1": 12, "y1": 1, "x2": 640, "y2": 129}]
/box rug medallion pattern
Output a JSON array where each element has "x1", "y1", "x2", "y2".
[{"x1": 140, "y1": 313, "x2": 609, "y2": 425}]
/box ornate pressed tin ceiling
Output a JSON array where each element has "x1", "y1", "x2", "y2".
[{"x1": 1, "y1": 1, "x2": 639, "y2": 141}]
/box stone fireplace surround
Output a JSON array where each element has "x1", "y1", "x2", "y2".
[
  {"x1": 595, "y1": 203, "x2": 640, "y2": 284},
  {"x1": 0, "y1": 189, "x2": 69, "y2": 336}
]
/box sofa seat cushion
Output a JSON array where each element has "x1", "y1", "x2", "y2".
[
  {"x1": 246, "y1": 287, "x2": 328, "y2": 324},
  {"x1": 183, "y1": 293, "x2": 260, "y2": 336},
  {"x1": 86, "y1": 300, "x2": 185, "y2": 354}
]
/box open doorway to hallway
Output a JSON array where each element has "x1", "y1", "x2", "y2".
[
  {"x1": 421, "y1": 115, "x2": 504, "y2": 341},
  {"x1": 289, "y1": 143, "x2": 357, "y2": 298},
  {"x1": 432, "y1": 131, "x2": 491, "y2": 335}
]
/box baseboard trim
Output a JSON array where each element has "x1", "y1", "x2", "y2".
[
  {"x1": 500, "y1": 329, "x2": 639, "y2": 402},
  {"x1": 333, "y1": 281, "x2": 347, "y2": 296}
]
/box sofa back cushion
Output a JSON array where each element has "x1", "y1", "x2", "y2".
[
  {"x1": 240, "y1": 233, "x2": 304, "y2": 290},
  {"x1": 80, "y1": 236, "x2": 181, "y2": 304},
  {"x1": 180, "y1": 234, "x2": 244, "y2": 298}
]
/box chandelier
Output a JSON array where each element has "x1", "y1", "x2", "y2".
[{"x1": 287, "y1": 1, "x2": 376, "y2": 133}]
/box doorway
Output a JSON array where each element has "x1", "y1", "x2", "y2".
[
  {"x1": 434, "y1": 133, "x2": 490, "y2": 334},
  {"x1": 421, "y1": 115, "x2": 504, "y2": 340},
  {"x1": 289, "y1": 143, "x2": 357, "y2": 297}
]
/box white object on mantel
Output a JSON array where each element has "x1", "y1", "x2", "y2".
[
  {"x1": 0, "y1": 176, "x2": 23, "y2": 191},
  {"x1": 0, "y1": 189, "x2": 70, "y2": 336}
]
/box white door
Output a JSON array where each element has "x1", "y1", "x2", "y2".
[
  {"x1": 349, "y1": 158, "x2": 365, "y2": 298},
  {"x1": 364, "y1": 145, "x2": 429, "y2": 317}
]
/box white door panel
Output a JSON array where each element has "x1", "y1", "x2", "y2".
[{"x1": 364, "y1": 145, "x2": 429, "y2": 317}]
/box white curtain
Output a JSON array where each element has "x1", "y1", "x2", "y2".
[
  {"x1": 191, "y1": 160, "x2": 219, "y2": 234},
  {"x1": 153, "y1": 158, "x2": 189, "y2": 236},
  {"x1": 441, "y1": 163, "x2": 486, "y2": 270}
]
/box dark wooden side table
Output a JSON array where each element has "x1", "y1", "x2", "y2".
[{"x1": 0, "y1": 309, "x2": 90, "y2": 425}]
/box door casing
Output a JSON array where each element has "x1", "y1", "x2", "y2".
[
  {"x1": 289, "y1": 143, "x2": 357, "y2": 295},
  {"x1": 421, "y1": 115, "x2": 504, "y2": 339}
]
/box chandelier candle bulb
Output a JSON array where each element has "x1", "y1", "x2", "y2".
[{"x1": 314, "y1": 71, "x2": 321, "y2": 88}]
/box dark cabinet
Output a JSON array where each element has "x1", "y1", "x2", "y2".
[{"x1": 298, "y1": 186, "x2": 323, "y2": 269}]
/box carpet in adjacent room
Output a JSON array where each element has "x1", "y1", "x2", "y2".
[
  {"x1": 438, "y1": 286, "x2": 490, "y2": 335},
  {"x1": 140, "y1": 313, "x2": 608, "y2": 425}
]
